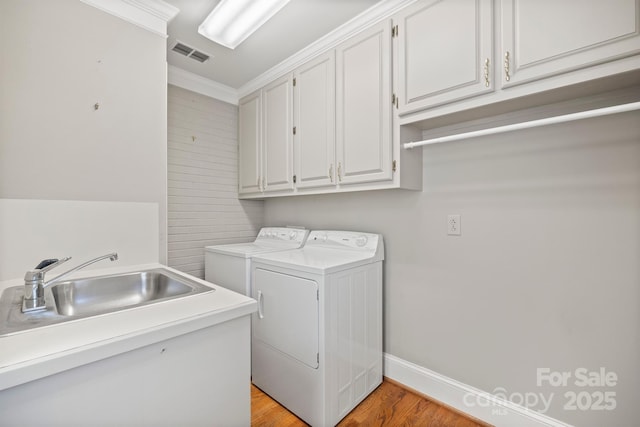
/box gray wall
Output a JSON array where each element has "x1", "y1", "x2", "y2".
[
  {"x1": 0, "y1": 0, "x2": 168, "y2": 261},
  {"x1": 167, "y1": 85, "x2": 263, "y2": 278},
  {"x1": 264, "y1": 104, "x2": 640, "y2": 426}
]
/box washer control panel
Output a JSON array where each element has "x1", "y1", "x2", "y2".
[{"x1": 256, "y1": 227, "x2": 308, "y2": 245}]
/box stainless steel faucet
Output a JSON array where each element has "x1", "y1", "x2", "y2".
[{"x1": 22, "y1": 252, "x2": 119, "y2": 313}]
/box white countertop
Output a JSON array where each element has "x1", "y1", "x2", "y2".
[{"x1": 0, "y1": 263, "x2": 257, "y2": 391}]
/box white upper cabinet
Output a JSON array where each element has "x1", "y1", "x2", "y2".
[
  {"x1": 294, "y1": 52, "x2": 336, "y2": 189},
  {"x1": 262, "y1": 74, "x2": 294, "y2": 193},
  {"x1": 336, "y1": 20, "x2": 393, "y2": 185},
  {"x1": 395, "y1": 0, "x2": 494, "y2": 115},
  {"x1": 238, "y1": 91, "x2": 261, "y2": 195},
  {"x1": 500, "y1": 0, "x2": 640, "y2": 87}
]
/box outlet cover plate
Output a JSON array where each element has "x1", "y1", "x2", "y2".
[{"x1": 448, "y1": 214, "x2": 461, "y2": 236}]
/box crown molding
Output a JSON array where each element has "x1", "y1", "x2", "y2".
[
  {"x1": 122, "y1": 0, "x2": 180, "y2": 22},
  {"x1": 80, "y1": 0, "x2": 179, "y2": 37},
  {"x1": 237, "y1": 0, "x2": 419, "y2": 97},
  {"x1": 168, "y1": 66, "x2": 239, "y2": 105},
  {"x1": 169, "y1": 0, "x2": 420, "y2": 103}
]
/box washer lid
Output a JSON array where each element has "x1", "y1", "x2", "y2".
[
  {"x1": 204, "y1": 241, "x2": 302, "y2": 258},
  {"x1": 204, "y1": 227, "x2": 309, "y2": 258}
]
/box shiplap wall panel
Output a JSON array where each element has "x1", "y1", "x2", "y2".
[{"x1": 168, "y1": 85, "x2": 263, "y2": 279}]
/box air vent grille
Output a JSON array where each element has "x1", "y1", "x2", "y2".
[
  {"x1": 189, "y1": 50, "x2": 210, "y2": 63},
  {"x1": 172, "y1": 42, "x2": 193, "y2": 56},
  {"x1": 171, "y1": 41, "x2": 211, "y2": 63}
]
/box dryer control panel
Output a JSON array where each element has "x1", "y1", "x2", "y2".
[{"x1": 306, "y1": 230, "x2": 382, "y2": 258}]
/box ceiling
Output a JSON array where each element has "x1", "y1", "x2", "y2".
[{"x1": 164, "y1": 0, "x2": 383, "y2": 89}]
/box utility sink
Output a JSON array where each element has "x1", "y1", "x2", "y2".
[
  {"x1": 51, "y1": 270, "x2": 206, "y2": 316},
  {"x1": 0, "y1": 268, "x2": 213, "y2": 336}
]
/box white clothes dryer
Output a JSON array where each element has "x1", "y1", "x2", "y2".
[
  {"x1": 204, "y1": 227, "x2": 308, "y2": 296},
  {"x1": 250, "y1": 230, "x2": 384, "y2": 427}
]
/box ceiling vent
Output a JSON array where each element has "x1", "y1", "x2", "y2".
[
  {"x1": 171, "y1": 41, "x2": 211, "y2": 63},
  {"x1": 189, "y1": 50, "x2": 210, "y2": 63}
]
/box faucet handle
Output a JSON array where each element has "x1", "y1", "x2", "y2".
[
  {"x1": 35, "y1": 257, "x2": 72, "y2": 273},
  {"x1": 35, "y1": 259, "x2": 61, "y2": 270},
  {"x1": 25, "y1": 257, "x2": 72, "y2": 282}
]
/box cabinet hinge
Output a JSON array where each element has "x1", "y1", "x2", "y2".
[
  {"x1": 392, "y1": 93, "x2": 398, "y2": 108},
  {"x1": 293, "y1": 175, "x2": 297, "y2": 184},
  {"x1": 293, "y1": 77, "x2": 296, "y2": 87},
  {"x1": 293, "y1": 126, "x2": 297, "y2": 135},
  {"x1": 317, "y1": 289, "x2": 319, "y2": 300},
  {"x1": 391, "y1": 24, "x2": 398, "y2": 37},
  {"x1": 317, "y1": 353, "x2": 319, "y2": 363},
  {"x1": 392, "y1": 160, "x2": 397, "y2": 173}
]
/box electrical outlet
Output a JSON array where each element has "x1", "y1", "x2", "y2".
[{"x1": 447, "y1": 214, "x2": 461, "y2": 236}]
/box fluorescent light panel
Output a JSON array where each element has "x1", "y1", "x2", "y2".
[{"x1": 198, "y1": 0, "x2": 291, "y2": 49}]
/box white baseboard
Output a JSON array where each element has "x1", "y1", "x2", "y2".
[{"x1": 383, "y1": 353, "x2": 573, "y2": 427}]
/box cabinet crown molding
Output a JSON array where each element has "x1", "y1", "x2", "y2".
[{"x1": 237, "y1": 0, "x2": 419, "y2": 98}]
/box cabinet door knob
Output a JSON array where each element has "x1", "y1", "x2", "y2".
[
  {"x1": 329, "y1": 164, "x2": 333, "y2": 182},
  {"x1": 504, "y1": 51, "x2": 511, "y2": 82}
]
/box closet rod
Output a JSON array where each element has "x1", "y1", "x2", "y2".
[{"x1": 403, "y1": 101, "x2": 640, "y2": 149}]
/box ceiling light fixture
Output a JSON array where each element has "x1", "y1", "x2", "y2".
[{"x1": 198, "y1": 0, "x2": 291, "y2": 49}]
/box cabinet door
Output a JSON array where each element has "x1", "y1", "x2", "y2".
[
  {"x1": 501, "y1": 0, "x2": 640, "y2": 87},
  {"x1": 336, "y1": 20, "x2": 393, "y2": 186},
  {"x1": 396, "y1": 0, "x2": 493, "y2": 115},
  {"x1": 262, "y1": 75, "x2": 294, "y2": 192},
  {"x1": 238, "y1": 91, "x2": 261, "y2": 194},
  {"x1": 294, "y1": 52, "x2": 336, "y2": 189}
]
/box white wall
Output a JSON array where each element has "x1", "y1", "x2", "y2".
[
  {"x1": 0, "y1": 200, "x2": 159, "y2": 281},
  {"x1": 264, "y1": 100, "x2": 640, "y2": 426},
  {"x1": 167, "y1": 86, "x2": 263, "y2": 278},
  {"x1": 0, "y1": 0, "x2": 168, "y2": 262}
]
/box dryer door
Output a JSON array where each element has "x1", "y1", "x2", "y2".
[{"x1": 253, "y1": 268, "x2": 319, "y2": 369}]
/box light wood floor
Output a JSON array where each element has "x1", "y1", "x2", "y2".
[{"x1": 252, "y1": 379, "x2": 492, "y2": 427}]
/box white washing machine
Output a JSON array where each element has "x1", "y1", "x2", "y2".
[
  {"x1": 250, "y1": 230, "x2": 384, "y2": 427},
  {"x1": 204, "y1": 227, "x2": 308, "y2": 296}
]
